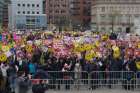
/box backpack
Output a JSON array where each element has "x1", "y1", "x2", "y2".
[{"x1": 18, "y1": 77, "x2": 29, "y2": 89}]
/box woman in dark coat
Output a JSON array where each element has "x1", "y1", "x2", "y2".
[{"x1": 17, "y1": 71, "x2": 30, "y2": 93}]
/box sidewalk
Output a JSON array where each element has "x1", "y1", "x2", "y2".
[
  {"x1": 27, "y1": 89, "x2": 140, "y2": 93},
  {"x1": 46, "y1": 90, "x2": 140, "y2": 93}
]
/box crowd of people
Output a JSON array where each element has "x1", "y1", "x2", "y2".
[{"x1": 0, "y1": 30, "x2": 140, "y2": 93}]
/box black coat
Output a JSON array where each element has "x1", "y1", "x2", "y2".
[
  {"x1": 32, "y1": 84, "x2": 46, "y2": 93},
  {"x1": 109, "y1": 58, "x2": 123, "y2": 71}
]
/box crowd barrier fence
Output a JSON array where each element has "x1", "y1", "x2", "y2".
[{"x1": 30, "y1": 71, "x2": 140, "y2": 91}]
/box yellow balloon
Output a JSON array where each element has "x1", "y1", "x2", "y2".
[
  {"x1": 136, "y1": 61, "x2": 140, "y2": 70},
  {"x1": 138, "y1": 43, "x2": 140, "y2": 49},
  {"x1": 26, "y1": 45, "x2": 33, "y2": 53},
  {"x1": 73, "y1": 42, "x2": 79, "y2": 48},
  {"x1": 95, "y1": 41, "x2": 100, "y2": 47},
  {"x1": 84, "y1": 44, "x2": 93, "y2": 51},
  {"x1": 101, "y1": 34, "x2": 108, "y2": 41},
  {"x1": 0, "y1": 54, "x2": 7, "y2": 62},
  {"x1": 85, "y1": 52, "x2": 95, "y2": 61},
  {"x1": 75, "y1": 45, "x2": 85, "y2": 52},
  {"x1": 112, "y1": 46, "x2": 120, "y2": 58}
]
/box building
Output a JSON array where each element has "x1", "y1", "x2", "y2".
[
  {"x1": 2, "y1": 0, "x2": 11, "y2": 30},
  {"x1": 70, "y1": 0, "x2": 92, "y2": 30},
  {"x1": 9, "y1": 0, "x2": 47, "y2": 31},
  {"x1": 91, "y1": 0, "x2": 140, "y2": 32},
  {"x1": 46, "y1": 0, "x2": 70, "y2": 28},
  {"x1": 0, "y1": 0, "x2": 5, "y2": 27}
]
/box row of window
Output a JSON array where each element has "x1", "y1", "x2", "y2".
[
  {"x1": 17, "y1": 11, "x2": 40, "y2": 14},
  {"x1": 17, "y1": 4, "x2": 39, "y2": 7},
  {"x1": 49, "y1": 4, "x2": 67, "y2": 7},
  {"x1": 95, "y1": 0, "x2": 140, "y2": 3},
  {"x1": 71, "y1": 1, "x2": 91, "y2": 4},
  {"x1": 99, "y1": 14, "x2": 140, "y2": 19},
  {"x1": 49, "y1": 0, "x2": 64, "y2": 2},
  {"x1": 49, "y1": 10, "x2": 66, "y2": 13},
  {"x1": 99, "y1": 6, "x2": 140, "y2": 12}
]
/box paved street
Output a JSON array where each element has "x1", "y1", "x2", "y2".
[
  {"x1": 27, "y1": 89, "x2": 140, "y2": 93},
  {"x1": 15, "y1": 83, "x2": 140, "y2": 93}
]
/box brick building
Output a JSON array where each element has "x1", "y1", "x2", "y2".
[
  {"x1": 46, "y1": 0, "x2": 70, "y2": 28},
  {"x1": 70, "y1": 0, "x2": 92, "y2": 30}
]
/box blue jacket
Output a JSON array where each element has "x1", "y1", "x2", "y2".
[{"x1": 28, "y1": 63, "x2": 36, "y2": 75}]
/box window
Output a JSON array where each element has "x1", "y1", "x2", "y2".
[
  {"x1": 101, "y1": 27, "x2": 106, "y2": 32},
  {"x1": 62, "y1": 4, "x2": 66, "y2": 7},
  {"x1": 135, "y1": 14, "x2": 139, "y2": 18},
  {"x1": 27, "y1": 11, "x2": 30, "y2": 14},
  {"x1": 49, "y1": 10, "x2": 53, "y2": 13},
  {"x1": 50, "y1": 4, "x2": 53, "y2": 7},
  {"x1": 37, "y1": 4, "x2": 39, "y2": 7},
  {"x1": 31, "y1": 19, "x2": 35, "y2": 23},
  {"x1": 55, "y1": 10, "x2": 59, "y2": 13},
  {"x1": 27, "y1": 4, "x2": 30, "y2": 7},
  {"x1": 32, "y1": 4, "x2": 35, "y2": 7},
  {"x1": 57, "y1": 5, "x2": 60, "y2": 7},
  {"x1": 61, "y1": 10, "x2": 66, "y2": 13},
  {"x1": 17, "y1": 4, "x2": 20, "y2": 7},
  {"x1": 32, "y1": 11, "x2": 35, "y2": 14},
  {"x1": 101, "y1": 7, "x2": 105, "y2": 12},
  {"x1": 17, "y1": 11, "x2": 20, "y2": 14},
  {"x1": 23, "y1": 11, "x2": 25, "y2": 14},
  {"x1": 37, "y1": 12, "x2": 39, "y2": 14},
  {"x1": 118, "y1": 27, "x2": 122, "y2": 32},
  {"x1": 36, "y1": 19, "x2": 40, "y2": 22},
  {"x1": 23, "y1": 4, "x2": 25, "y2": 7}
]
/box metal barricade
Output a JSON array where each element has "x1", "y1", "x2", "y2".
[
  {"x1": 31, "y1": 71, "x2": 89, "y2": 91},
  {"x1": 90, "y1": 71, "x2": 139, "y2": 91},
  {"x1": 136, "y1": 71, "x2": 140, "y2": 91},
  {"x1": 30, "y1": 71, "x2": 140, "y2": 91}
]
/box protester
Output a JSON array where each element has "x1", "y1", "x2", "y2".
[
  {"x1": 7, "y1": 63, "x2": 17, "y2": 93},
  {"x1": 17, "y1": 71, "x2": 30, "y2": 93},
  {"x1": 32, "y1": 80, "x2": 46, "y2": 93},
  {"x1": 0, "y1": 67, "x2": 4, "y2": 93},
  {"x1": 0, "y1": 62, "x2": 9, "y2": 93},
  {"x1": 0, "y1": 30, "x2": 140, "y2": 92}
]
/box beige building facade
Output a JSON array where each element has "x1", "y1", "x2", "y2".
[{"x1": 91, "y1": 0, "x2": 140, "y2": 32}]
